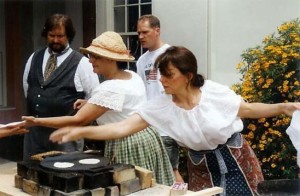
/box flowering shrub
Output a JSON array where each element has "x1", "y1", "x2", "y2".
[{"x1": 232, "y1": 18, "x2": 300, "y2": 179}]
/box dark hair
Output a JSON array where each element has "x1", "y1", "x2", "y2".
[
  {"x1": 155, "y1": 46, "x2": 205, "y2": 88},
  {"x1": 117, "y1": 62, "x2": 128, "y2": 70},
  {"x1": 138, "y1": 14, "x2": 160, "y2": 28},
  {"x1": 41, "y1": 14, "x2": 76, "y2": 43}
]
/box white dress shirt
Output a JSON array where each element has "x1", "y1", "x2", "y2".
[{"x1": 23, "y1": 47, "x2": 99, "y2": 98}]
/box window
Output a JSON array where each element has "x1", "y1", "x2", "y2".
[{"x1": 114, "y1": 0, "x2": 151, "y2": 71}]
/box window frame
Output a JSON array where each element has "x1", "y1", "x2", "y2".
[{"x1": 113, "y1": 0, "x2": 152, "y2": 71}]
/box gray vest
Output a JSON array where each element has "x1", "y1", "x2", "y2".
[{"x1": 27, "y1": 48, "x2": 85, "y2": 117}]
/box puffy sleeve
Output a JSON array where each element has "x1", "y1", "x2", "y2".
[
  {"x1": 199, "y1": 80, "x2": 243, "y2": 139},
  {"x1": 202, "y1": 80, "x2": 241, "y2": 121},
  {"x1": 88, "y1": 82, "x2": 125, "y2": 112}
]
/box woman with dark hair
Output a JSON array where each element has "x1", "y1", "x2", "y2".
[
  {"x1": 21, "y1": 31, "x2": 175, "y2": 186},
  {"x1": 49, "y1": 46, "x2": 300, "y2": 195}
]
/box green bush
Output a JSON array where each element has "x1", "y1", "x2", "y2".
[{"x1": 232, "y1": 18, "x2": 300, "y2": 179}]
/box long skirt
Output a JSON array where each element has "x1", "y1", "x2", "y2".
[
  {"x1": 187, "y1": 134, "x2": 264, "y2": 196},
  {"x1": 104, "y1": 126, "x2": 175, "y2": 186}
]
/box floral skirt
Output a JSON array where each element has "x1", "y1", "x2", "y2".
[
  {"x1": 104, "y1": 126, "x2": 175, "y2": 186},
  {"x1": 187, "y1": 134, "x2": 264, "y2": 196}
]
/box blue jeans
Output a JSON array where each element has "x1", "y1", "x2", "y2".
[{"x1": 161, "y1": 136, "x2": 180, "y2": 169}]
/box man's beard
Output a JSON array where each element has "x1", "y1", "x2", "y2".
[{"x1": 48, "y1": 43, "x2": 66, "y2": 53}]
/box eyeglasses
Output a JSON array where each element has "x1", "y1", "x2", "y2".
[
  {"x1": 87, "y1": 53, "x2": 101, "y2": 60},
  {"x1": 47, "y1": 33, "x2": 66, "y2": 39}
]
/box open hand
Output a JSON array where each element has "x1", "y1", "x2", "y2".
[
  {"x1": 282, "y1": 102, "x2": 300, "y2": 116},
  {"x1": 50, "y1": 126, "x2": 82, "y2": 144},
  {"x1": 21, "y1": 116, "x2": 39, "y2": 127},
  {"x1": 0, "y1": 126, "x2": 28, "y2": 138}
]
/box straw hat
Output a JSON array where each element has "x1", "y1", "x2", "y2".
[{"x1": 80, "y1": 31, "x2": 135, "y2": 62}]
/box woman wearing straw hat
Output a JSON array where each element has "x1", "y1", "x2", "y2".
[{"x1": 20, "y1": 31, "x2": 175, "y2": 185}]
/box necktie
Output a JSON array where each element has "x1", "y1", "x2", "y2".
[{"x1": 44, "y1": 53, "x2": 57, "y2": 81}]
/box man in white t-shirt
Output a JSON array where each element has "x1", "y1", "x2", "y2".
[{"x1": 136, "y1": 15, "x2": 183, "y2": 182}]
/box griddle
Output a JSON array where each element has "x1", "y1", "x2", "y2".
[{"x1": 40, "y1": 151, "x2": 110, "y2": 172}]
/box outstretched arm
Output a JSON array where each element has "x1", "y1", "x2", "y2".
[
  {"x1": 50, "y1": 113, "x2": 149, "y2": 143},
  {"x1": 238, "y1": 100, "x2": 300, "y2": 119},
  {"x1": 0, "y1": 126, "x2": 28, "y2": 138},
  {"x1": 22, "y1": 103, "x2": 109, "y2": 129}
]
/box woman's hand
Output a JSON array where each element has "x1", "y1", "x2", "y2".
[
  {"x1": 21, "y1": 116, "x2": 39, "y2": 127},
  {"x1": 0, "y1": 126, "x2": 28, "y2": 138},
  {"x1": 50, "y1": 126, "x2": 82, "y2": 144},
  {"x1": 281, "y1": 102, "x2": 300, "y2": 116},
  {"x1": 73, "y1": 99, "x2": 87, "y2": 110}
]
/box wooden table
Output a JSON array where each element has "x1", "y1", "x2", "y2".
[
  {"x1": 0, "y1": 159, "x2": 222, "y2": 196},
  {"x1": 0, "y1": 173, "x2": 222, "y2": 196}
]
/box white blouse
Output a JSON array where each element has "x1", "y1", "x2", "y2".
[
  {"x1": 136, "y1": 80, "x2": 244, "y2": 151},
  {"x1": 88, "y1": 70, "x2": 147, "y2": 125}
]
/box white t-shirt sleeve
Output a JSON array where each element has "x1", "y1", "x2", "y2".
[{"x1": 136, "y1": 57, "x2": 145, "y2": 81}]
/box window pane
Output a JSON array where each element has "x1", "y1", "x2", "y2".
[
  {"x1": 114, "y1": 0, "x2": 124, "y2": 6},
  {"x1": 121, "y1": 35, "x2": 139, "y2": 71},
  {"x1": 129, "y1": 35, "x2": 140, "y2": 59},
  {"x1": 128, "y1": 0, "x2": 139, "y2": 4},
  {"x1": 141, "y1": 0, "x2": 151, "y2": 3},
  {"x1": 141, "y1": 4, "x2": 151, "y2": 16},
  {"x1": 128, "y1": 5, "x2": 138, "y2": 32},
  {"x1": 114, "y1": 7, "x2": 125, "y2": 32}
]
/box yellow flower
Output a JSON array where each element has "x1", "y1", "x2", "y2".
[
  {"x1": 285, "y1": 71, "x2": 295, "y2": 78},
  {"x1": 236, "y1": 62, "x2": 245, "y2": 70},
  {"x1": 247, "y1": 123, "x2": 256, "y2": 131},
  {"x1": 264, "y1": 122, "x2": 270, "y2": 127},
  {"x1": 262, "y1": 79, "x2": 274, "y2": 88},
  {"x1": 248, "y1": 132, "x2": 254, "y2": 139},
  {"x1": 258, "y1": 118, "x2": 266, "y2": 123},
  {"x1": 259, "y1": 144, "x2": 265, "y2": 151}
]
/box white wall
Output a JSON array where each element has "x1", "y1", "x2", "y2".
[
  {"x1": 154, "y1": 0, "x2": 300, "y2": 86},
  {"x1": 66, "y1": 1, "x2": 83, "y2": 51},
  {"x1": 153, "y1": 0, "x2": 209, "y2": 78}
]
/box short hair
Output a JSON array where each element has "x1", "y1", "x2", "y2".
[
  {"x1": 41, "y1": 14, "x2": 76, "y2": 43},
  {"x1": 138, "y1": 14, "x2": 160, "y2": 28}
]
